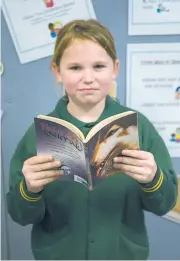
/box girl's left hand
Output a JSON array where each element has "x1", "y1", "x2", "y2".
[{"x1": 113, "y1": 150, "x2": 157, "y2": 184}]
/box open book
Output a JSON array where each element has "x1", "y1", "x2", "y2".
[{"x1": 34, "y1": 111, "x2": 139, "y2": 190}]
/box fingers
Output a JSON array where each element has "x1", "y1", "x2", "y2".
[
  {"x1": 25, "y1": 169, "x2": 63, "y2": 182},
  {"x1": 122, "y1": 150, "x2": 153, "y2": 160},
  {"x1": 113, "y1": 152, "x2": 157, "y2": 183},
  {"x1": 28, "y1": 176, "x2": 61, "y2": 189},
  {"x1": 24, "y1": 155, "x2": 54, "y2": 165},
  {"x1": 24, "y1": 170, "x2": 63, "y2": 192},
  {"x1": 114, "y1": 162, "x2": 147, "y2": 175},
  {"x1": 114, "y1": 156, "x2": 146, "y2": 167},
  {"x1": 23, "y1": 156, "x2": 65, "y2": 193},
  {"x1": 27, "y1": 160, "x2": 62, "y2": 172},
  {"x1": 23, "y1": 155, "x2": 62, "y2": 173},
  {"x1": 34, "y1": 170, "x2": 64, "y2": 180},
  {"x1": 122, "y1": 171, "x2": 147, "y2": 183}
]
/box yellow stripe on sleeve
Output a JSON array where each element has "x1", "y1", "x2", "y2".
[
  {"x1": 20, "y1": 180, "x2": 41, "y2": 202},
  {"x1": 142, "y1": 170, "x2": 164, "y2": 193}
]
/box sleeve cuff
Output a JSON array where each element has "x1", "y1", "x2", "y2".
[
  {"x1": 20, "y1": 179, "x2": 42, "y2": 202},
  {"x1": 141, "y1": 167, "x2": 164, "y2": 193}
]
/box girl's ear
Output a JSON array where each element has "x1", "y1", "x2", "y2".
[
  {"x1": 109, "y1": 81, "x2": 117, "y2": 98},
  {"x1": 51, "y1": 62, "x2": 62, "y2": 83},
  {"x1": 112, "y1": 59, "x2": 120, "y2": 81}
]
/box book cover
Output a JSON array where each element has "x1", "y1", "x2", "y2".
[
  {"x1": 86, "y1": 113, "x2": 139, "y2": 187},
  {"x1": 34, "y1": 111, "x2": 139, "y2": 189},
  {"x1": 34, "y1": 117, "x2": 89, "y2": 187}
]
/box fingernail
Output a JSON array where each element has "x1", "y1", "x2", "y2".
[
  {"x1": 55, "y1": 161, "x2": 61, "y2": 166},
  {"x1": 114, "y1": 157, "x2": 118, "y2": 162}
]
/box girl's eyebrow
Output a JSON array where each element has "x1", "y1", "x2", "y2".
[
  {"x1": 94, "y1": 60, "x2": 108, "y2": 63},
  {"x1": 93, "y1": 61, "x2": 108, "y2": 65},
  {"x1": 67, "y1": 61, "x2": 108, "y2": 66},
  {"x1": 67, "y1": 62, "x2": 81, "y2": 66}
]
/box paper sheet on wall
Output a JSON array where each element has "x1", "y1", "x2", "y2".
[
  {"x1": 126, "y1": 43, "x2": 180, "y2": 158},
  {"x1": 126, "y1": 43, "x2": 180, "y2": 223},
  {"x1": 2, "y1": 0, "x2": 96, "y2": 64},
  {"x1": 128, "y1": 0, "x2": 180, "y2": 35}
]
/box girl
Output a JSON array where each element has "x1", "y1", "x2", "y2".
[{"x1": 7, "y1": 19, "x2": 178, "y2": 260}]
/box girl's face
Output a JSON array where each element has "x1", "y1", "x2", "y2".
[{"x1": 54, "y1": 39, "x2": 119, "y2": 106}]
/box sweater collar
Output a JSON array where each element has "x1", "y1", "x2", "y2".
[{"x1": 55, "y1": 95, "x2": 123, "y2": 128}]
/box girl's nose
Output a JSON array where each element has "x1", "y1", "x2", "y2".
[{"x1": 83, "y1": 69, "x2": 94, "y2": 84}]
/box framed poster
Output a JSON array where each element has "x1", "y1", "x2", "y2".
[
  {"x1": 126, "y1": 43, "x2": 180, "y2": 158},
  {"x1": 2, "y1": 0, "x2": 96, "y2": 64},
  {"x1": 128, "y1": 0, "x2": 180, "y2": 35}
]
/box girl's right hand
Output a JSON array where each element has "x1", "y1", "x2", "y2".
[{"x1": 22, "y1": 156, "x2": 63, "y2": 193}]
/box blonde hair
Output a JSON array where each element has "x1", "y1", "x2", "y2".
[{"x1": 52, "y1": 19, "x2": 117, "y2": 66}]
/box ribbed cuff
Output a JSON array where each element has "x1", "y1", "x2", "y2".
[
  {"x1": 20, "y1": 179, "x2": 42, "y2": 202},
  {"x1": 141, "y1": 167, "x2": 164, "y2": 193}
]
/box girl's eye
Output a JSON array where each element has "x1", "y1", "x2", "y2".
[
  {"x1": 69, "y1": 66, "x2": 81, "y2": 71},
  {"x1": 94, "y1": 64, "x2": 105, "y2": 69}
]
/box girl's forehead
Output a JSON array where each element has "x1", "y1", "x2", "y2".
[
  {"x1": 62, "y1": 39, "x2": 109, "y2": 58},
  {"x1": 65, "y1": 39, "x2": 103, "y2": 51}
]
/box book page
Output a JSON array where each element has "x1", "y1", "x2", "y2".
[
  {"x1": 86, "y1": 113, "x2": 139, "y2": 187},
  {"x1": 34, "y1": 117, "x2": 88, "y2": 187}
]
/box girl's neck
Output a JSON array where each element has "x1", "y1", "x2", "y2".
[{"x1": 67, "y1": 97, "x2": 106, "y2": 123}]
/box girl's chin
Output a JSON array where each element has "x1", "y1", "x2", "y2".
[
  {"x1": 78, "y1": 96, "x2": 103, "y2": 104},
  {"x1": 68, "y1": 93, "x2": 107, "y2": 104},
  {"x1": 79, "y1": 92, "x2": 105, "y2": 99}
]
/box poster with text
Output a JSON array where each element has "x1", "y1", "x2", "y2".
[
  {"x1": 126, "y1": 43, "x2": 180, "y2": 224},
  {"x1": 2, "y1": 0, "x2": 96, "y2": 64},
  {"x1": 128, "y1": 0, "x2": 180, "y2": 35},
  {"x1": 126, "y1": 43, "x2": 180, "y2": 158}
]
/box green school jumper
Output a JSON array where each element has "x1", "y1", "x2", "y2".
[{"x1": 7, "y1": 95, "x2": 178, "y2": 260}]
